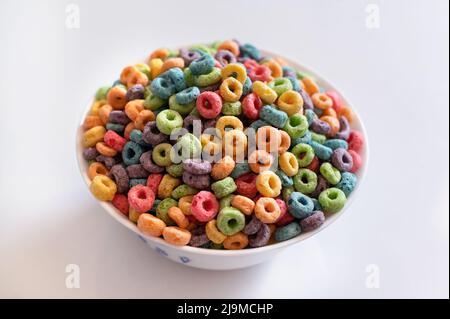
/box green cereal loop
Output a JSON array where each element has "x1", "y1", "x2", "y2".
[
  {"x1": 311, "y1": 132, "x2": 326, "y2": 144},
  {"x1": 210, "y1": 40, "x2": 221, "y2": 50},
  {"x1": 168, "y1": 95, "x2": 195, "y2": 116},
  {"x1": 167, "y1": 163, "x2": 183, "y2": 178},
  {"x1": 183, "y1": 68, "x2": 196, "y2": 87},
  {"x1": 296, "y1": 71, "x2": 307, "y2": 80},
  {"x1": 209, "y1": 242, "x2": 224, "y2": 250},
  {"x1": 216, "y1": 207, "x2": 246, "y2": 236},
  {"x1": 152, "y1": 143, "x2": 173, "y2": 167},
  {"x1": 211, "y1": 177, "x2": 237, "y2": 199},
  {"x1": 144, "y1": 90, "x2": 166, "y2": 111},
  {"x1": 189, "y1": 107, "x2": 200, "y2": 117},
  {"x1": 171, "y1": 184, "x2": 199, "y2": 200},
  {"x1": 156, "y1": 198, "x2": 178, "y2": 225},
  {"x1": 222, "y1": 101, "x2": 242, "y2": 116},
  {"x1": 156, "y1": 109, "x2": 183, "y2": 135},
  {"x1": 170, "y1": 133, "x2": 202, "y2": 162},
  {"x1": 268, "y1": 77, "x2": 293, "y2": 96},
  {"x1": 168, "y1": 49, "x2": 179, "y2": 57},
  {"x1": 282, "y1": 186, "x2": 295, "y2": 202},
  {"x1": 293, "y1": 169, "x2": 318, "y2": 194},
  {"x1": 219, "y1": 194, "x2": 235, "y2": 210},
  {"x1": 318, "y1": 188, "x2": 346, "y2": 213},
  {"x1": 291, "y1": 143, "x2": 315, "y2": 167},
  {"x1": 95, "y1": 85, "x2": 111, "y2": 101},
  {"x1": 320, "y1": 162, "x2": 341, "y2": 185},
  {"x1": 189, "y1": 44, "x2": 212, "y2": 55},
  {"x1": 283, "y1": 114, "x2": 309, "y2": 139},
  {"x1": 194, "y1": 67, "x2": 222, "y2": 87}
]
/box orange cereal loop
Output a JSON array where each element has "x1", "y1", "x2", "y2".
[
  {"x1": 248, "y1": 150, "x2": 274, "y2": 173},
  {"x1": 163, "y1": 226, "x2": 191, "y2": 246},
  {"x1": 125, "y1": 100, "x2": 145, "y2": 121},
  {"x1": 178, "y1": 195, "x2": 194, "y2": 215},
  {"x1": 205, "y1": 220, "x2": 227, "y2": 244},
  {"x1": 168, "y1": 206, "x2": 189, "y2": 229},
  {"x1": 124, "y1": 122, "x2": 136, "y2": 140},
  {"x1": 150, "y1": 48, "x2": 170, "y2": 60},
  {"x1": 256, "y1": 171, "x2": 282, "y2": 198},
  {"x1": 127, "y1": 71, "x2": 149, "y2": 88},
  {"x1": 211, "y1": 156, "x2": 235, "y2": 180},
  {"x1": 88, "y1": 162, "x2": 108, "y2": 180},
  {"x1": 262, "y1": 60, "x2": 283, "y2": 78},
  {"x1": 217, "y1": 40, "x2": 240, "y2": 56},
  {"x1": 320, "y1": 115, "x2": 340, "y2": 136},
  {"x1": 137, "y1": 213, "x2": 166, "y2": 237},
  {"x1": 90, "y1": 100, "x2": 106, "y2": 115},
  {"x1": 98, "y1": 104, "x2": 113, "y2": 124},
  {"x1": 312, "y1": 92, "x2": 333, "y2": 110},
  {"x1": 338, "y1": 106, "x2": 354, "y2": 124},
  {"x1": 223, "y1": 232, "x2": 248, "y2": 250},
  {"x1": 161, "y1": 57, "x2": 185, "y2": 73},
  {"x1": 96, "y1": 141, "x2": 118, "y2": 157},
  {"x1": 134, "y1": 110, "x2": 155, "y2": 131},
  {"x1": 83, "y1": 115, "x2": 103, "y2": 131},
  {"x1": 149, "y1": 58, "x2": 164, "y2": 79},
  {"x1": 120, "y1": 65, "x2": 139, "y2": 84},
  {"x1": 256, "y1": 126, "x2": 281, "y2": 153},
  {"x1": 107, "y1": 86, "x2": 127, "y2": 110},
  {"x1": 301, "y1": 77, "x2": 320, "y2": 96},
  {"x1": 222, "y1": 129, "x2": 248, "y2": 161},
  {"x1": 231, "y1": 195, "x2": 255, "y2": 215},
  {"x1": 254, "y1": 197, "x2": 281, "y2": 224},
  {"x1": 322, "y1": 107, "x2": 337, "y2": 118},
  {"x1": 278, "y1": 130, "x2": 291, "y2": 154}
]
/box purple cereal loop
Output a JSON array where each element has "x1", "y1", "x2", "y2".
[
  {"x1": 249, "y1": 223, "x2": 271, "y2": 248},
  {"x1": 83, "y1": 147, "x2": 99, "y2": 161},
  {"x1": 182, "y1": 159, "x2": 212, "y2": 175},
  {"x1": 243, "y1": 215, "x2": 263, "y2": 235},
  {"x1": 335, "y1": 116, "x2": 351, "y2": 140},
  {"x1": 199, "y1": 83, "x2": 221, "y2": 93},
  {"x1": 109, "y1": 164, "x2": 129, "y2": 194},
  {"x1": 142, "y1": 121, "x2": 169, "y2": 146},
  {"x1": 96, "y1": 155, "x2": 117, "y2": 169},
  {"x1": 331, "y1": 148, "x2": 353, "y2": 172},
  {"x1": 283, "y1": 69, "x2": 297, "y2": 78},
  {"x1": 109, "y1": 111, "x2": 131, "y2": 125},
  {"x1": 126, "y1": 164, "x2": 150, "y2": 178},
  {"x1": 179, "y1": 48, "x2": 201, "y2": 66},
  {"x1": 311, "y1": 175, "x2": 329, "y2": 198},
  {"x1": 215, "y1": 50, "x2": 237, "y2": 66},
  {"x1": 310, "y1": 119, "x2": 331, "y2": 135},
  {"x1": 202, "y1": 118, "x2": 217, "y2": 131},
  {"x1": 189, "y1": 233, "x2": 210, "y2": 247},
  {"x1": 125, "y1": 84, "x2": 145, "y2": 101},
  {"x1": 300, "y1": 89, "x2": 314, "y2": 110},
  {"x1": 139, "y1": 151, "x2": 165, "y2": 173},
  {"x1": 183, "y1": 115, "x2": 203, "y2": 133},
  {"x1": 300, "y1": 211, "x2": 325, "y2": 232},
  {"x1": 182, "y1": 171, "x2": 210, "y2": 190}
]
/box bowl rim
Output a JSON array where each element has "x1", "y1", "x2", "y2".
[{"x1": 76, "y1": 48, "x2": 370, "y2": 256}]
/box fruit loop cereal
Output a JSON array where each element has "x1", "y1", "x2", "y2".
[{"x1": 81, "y1": 40, "x2": 364, "y2": 250}]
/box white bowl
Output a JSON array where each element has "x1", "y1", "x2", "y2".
[{"x1": 76, "y1": 50, "x2": 369, "y2": 270}]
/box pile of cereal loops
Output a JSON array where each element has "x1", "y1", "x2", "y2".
[{"x1": 82, "y1": 40, "x2": 364, "y2": 249}]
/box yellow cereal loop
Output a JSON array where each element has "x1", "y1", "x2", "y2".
[
  {"x1": 277, "y1": 90, "x2": 304, "y2": 116},
  {"x1": 178, "y1": 195, "x2": 194, "y2": 215},
  {"x1": 206, "y1": 220, "x2": 227, "y2": 244},
  {"x1": 129, "y1": 207, "x2": 144, "y2": 223},
  {"x1": 157, "y1": 174, "x2": 181, "y2": 199},
  {"x1": 90, "y1": 100, "x2": 106, "y2": 115},
  {"x1": 149, "y1": 58, "x2": 164, "y2": 79},
  {"x1": 221, "y1": 63, "x2": 247, "y2": 84},
  {"x1": 215, "y1": 116, "x2": 243, "y2": 137},
  {"x1": 223, "y1": 129, "x2": 248, "y2": 161},
  {"x1": 252, "y1": 81, "x2": 277, "y2": 104},
  {"x1": 256, "y1": 171, "x2": 282, "y2": 197},
  {"x1": 83, "y1": 126, "x2": 106, "y2": 148},
  {"x1": 219, "y1": 77, "x2": 243, "y2": 102},
  {"x1": 279, "y1": 151, "x2": 299, "y2": 177},
  {"x1": 90, "y1": 175, "x2": 117, "y2": 201}
]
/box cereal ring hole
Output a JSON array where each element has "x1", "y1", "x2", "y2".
[
  {"x1": 328, "y1": 192, "x2": 338, "y2": 200},
  {"x1": 203, "y1": 200, "x2": 214, "y2": 211},
  {"x1": 228, "y1": 219, "x2": 238, "y2": 227}
]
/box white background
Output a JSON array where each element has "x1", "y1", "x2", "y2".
[{"x1": 0, "y1": 0, "x2": 448, "y2": 298}]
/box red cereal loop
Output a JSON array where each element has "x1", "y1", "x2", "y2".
[
  {"x1": 243, "y1": 59, "x2": 259, "y2": 70},
  {"x1": 326, "y1": 90, "x2": 344, "y2": 114},
  {"x1": 191, "y1": 191, "x2": 220, "y2": 222},
  {"x1": 104, "y1": 130, "x2": 127, "y2": 152},
  {"x1": 196, "y1": 91, "x2": 222, "y2": 119},
  {"x1": 306, "y1": 156, "x2": 320, "y2": 173},
  {"x1": 274, "y1": 197, "x2": 295, "y2": 225},
  {"x1": 248, "y1": 65, "x2": 272, "y2": 82},
  {"x1": 112, "y1": 194, "x2": 129, "y2": 216},
  {"x1": 242, "y1": 93, "x2": 263, "y2": 120},
  {"x1": 349, "y1": 150, "x2": 362, "y2": 173},
  {"x1": 128, "y1": 185, "x2": 155, "y2": 213},
  {"x1": 236, "y1": 173, "x2": 258, "y2": 198},
  {"x1": 146, "y1": 174, "x2": 163, "y2": 194},
  {"x1": 348, "y1": 131, "x2": 364, "y2": 153}
]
